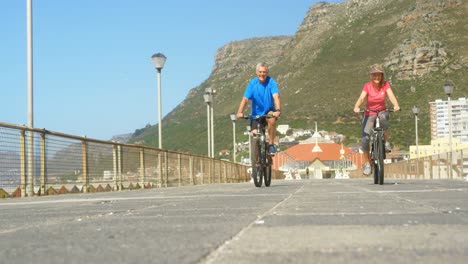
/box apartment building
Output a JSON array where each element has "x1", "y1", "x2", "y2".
[{"x1": 429, "y1": 97, "x2": 468, "y2": 144}]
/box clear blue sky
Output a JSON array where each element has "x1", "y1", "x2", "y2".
[{"x1": 1, "y1": 0, "x2": 342, "y2": 140}]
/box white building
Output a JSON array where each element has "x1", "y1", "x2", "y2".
[
  {"x1": 277, "y1": 124, "x2": 290, "y2": 135},
  {"x1": 409, "y1": 137, "x2": 468, "y2": 159},
  {"x1": 429, "y1": 97, "x2": 468, "y2": 144}
]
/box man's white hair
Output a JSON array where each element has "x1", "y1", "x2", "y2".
[{"x1": 256, "y1": 62, "x2": 268, "y2": 72}]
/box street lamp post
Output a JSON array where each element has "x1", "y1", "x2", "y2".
[
  {"x1": 230, "y1": 114, "x2": 237, "y2": 163},
  {"x1": 444, "y1": 82, "x2": 454, "y2": 179},
  {"x1": 205, "y1": 88, "x2": 216, "y2": 158},
  {"x1": 203, "y1": 94, "x2": 212, "y2": 157},
  {"x1": 412, "y1": 105, "x2": 420, "y2": 177},
  {"x1": 151, "y1": 53, "x2": 167, "y2": 149},
  {"x1": 412, "y1": 105, "x2": 420, "y2": 159},
  {"x1": 26, "y1": 0, "x2": 34, "y2": 197}
]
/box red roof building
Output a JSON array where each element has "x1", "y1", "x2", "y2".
[{"x1": 272, "y1": 142, "x2": 364, "y2": 171}]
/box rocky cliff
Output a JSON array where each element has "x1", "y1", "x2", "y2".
[{"x1": 131, "y1": 0, "x2": 468, "y2": 155}]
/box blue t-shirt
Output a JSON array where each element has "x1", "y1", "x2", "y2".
[{"x1": 243, "y1": 76, "x2": 279, "y2": 115}]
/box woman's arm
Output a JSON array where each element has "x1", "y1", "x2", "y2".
[
  {"x1": 386, "y1": 89, "x2": 400, "y2": 111},
  {"x1": 353, "y1": 90, "x2": 367, "y2": 113}
]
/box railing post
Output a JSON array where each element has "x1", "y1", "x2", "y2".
[
  {"x1": 40, "y1": 132, "x2": 46, "y2": 196},
  {"x1": 164, "y1": 151, "x2": 168, "y2": 187},
  {"x1": 113, "y1": 144, "x2": 118, "y2": 190},
  {"x1": 446, "y1": 152, "x2": 450, "y2": 179},
  {"x1": 209, "y1": 159, "x2": 213, "y2": 184},
  {"x1": 200, "y1": 159, "x2": 204, "y2": 184},
  {"x1": 461, "y1": 149, "x2": 468, "y2": 180},
  {"x1": 429, "y1": 155, "x2": 433, "y2": 180},
  {"x1": 178, "y1": 153, "x2": 182, "y2": 187},
  {"x1": 158, "y1": 152, "x2": 163, "y2": 187},
  {"x1": 461, "y1": 149, "x2": 465, "y2": 179},
  {"x1": 27, "y1": 131, "x2": 34, "y2": 196},
  {"x1": 20, "y1": 130, "x2": 27, "y2": 197},
  {"x1": 223, "y1": 163, "x2": 227, "y2": 183},
  {"x1": 82, "y1": 137, "x2": 88, "y2": 193},
  {"x1": 189, "y1": 156, "x2": 194, "y2": 185},
  {"x1": 117, "y1": 145, "x2": 122, "y2": 190},
  {"x1": 437, "y1": 152, "x2": 441, "y2": 179},
  {"x1": 140, "y1": 148, "x2": 145, "y2": 188},
  {"x1": 218, "y1": 161, "x2": 222, "y2": 183}
]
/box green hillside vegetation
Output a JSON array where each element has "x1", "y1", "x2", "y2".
[{"x1": 130, "y1": 0, "x2": 468, "y2": 157}]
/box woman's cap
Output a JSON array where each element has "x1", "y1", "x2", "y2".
[{"x1": 369, "y1": 64, "x2": 384, "y2": 74}]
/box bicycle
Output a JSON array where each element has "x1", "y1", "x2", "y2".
[
  {"x1": 242, "y1": 114, "x2": 273, "y2": 187},
  {"x1": 361, "y1": 109, "x2": 395, "y2": 185}
]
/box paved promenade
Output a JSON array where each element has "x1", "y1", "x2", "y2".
[{"x1": 1, "y1": 178, "x2": 467, "y2": 264}]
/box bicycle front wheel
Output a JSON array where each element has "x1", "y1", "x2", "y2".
[
  {"x1": 251, "y1": 138, "x2": 263, "y2": 187},
  {"x1": 373, "y1": 133, "x2": 385, "y2": 185},
  {"x1": 371, "y1": 135, "x2": 378, "y2": 184}
]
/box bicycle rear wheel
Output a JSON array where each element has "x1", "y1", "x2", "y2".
[
  {"x1": 372, "y1": 156, "x2": 378, "y2": 184},
  {"x1": 377, "y1": 138, "x2": 385, "y2": 185},
  {"x1": 264, "y1": 156, "x2": 272, "y2": 187}
]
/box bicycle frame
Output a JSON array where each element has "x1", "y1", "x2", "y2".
[
  {"x1": 243, "y1": 114, "x2": 272, "y2": 187},
  {"x1": 363, "y1": 109, "x2": 393, "y2": 185}
]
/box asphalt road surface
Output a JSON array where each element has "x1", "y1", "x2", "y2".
[{"x1": 1, "y1": 178, "x2": 467, "y2": 264}]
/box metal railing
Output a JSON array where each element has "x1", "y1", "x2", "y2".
[
  {"x1": 385, "y1": 149, "x2": 468, "y2": 180},
  {"x1": 0, "y1": 122, "x2": 284, "y2": 198},
  {"x1": 349, "y1": 148, "x2": 468, "y2": 180}
]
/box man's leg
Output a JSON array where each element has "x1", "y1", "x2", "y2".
[{"x1": 267, "y1": 116, "x2": 277, "y2": 154}]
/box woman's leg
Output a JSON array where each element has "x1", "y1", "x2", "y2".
[{"x1": 361, "y1": 115, "x2": 375, "y2": 174}]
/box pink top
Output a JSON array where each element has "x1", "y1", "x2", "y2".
[{"x1": 363, "y1": 81, "x2": 391, "y2": 115}]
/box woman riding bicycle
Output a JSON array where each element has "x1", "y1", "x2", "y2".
[
  {"x1": 353, "y1": 64, "x2": 400, "y2": 175},
  {"x1": 236, "y1": 62, "x2": 281, "y2": 155}
]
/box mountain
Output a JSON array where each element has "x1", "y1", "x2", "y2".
[
  {"x1": 110, "y1": 133, "x2": 133, "y2": 143},
  {"x1": 129, "y1": 0, "x2": 468, "y2": 156}
]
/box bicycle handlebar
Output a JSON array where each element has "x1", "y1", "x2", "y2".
[
  {"x1": 358, "y1": 108, "x2": 397, "y2": 114},
  {"x1": 240, "y1": 114, "x2": 274, "y2": 120}
]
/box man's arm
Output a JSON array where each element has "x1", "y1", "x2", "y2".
[
  {"x1": 272, "y1": 93, "x2": 281, "y2": 118},
  {"x1": 236, "y1": 97, "x2": 249, "y2": 118}
]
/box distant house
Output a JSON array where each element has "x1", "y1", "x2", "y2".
[
  {"x1": 272, "y1": 141, "x2": 362, "y2": 178},
  {"x1": 218, "y1": 149, "x2": 231, "y2": 156},
  {"x1": 307, "y1": 158, "x2": 327, "y2": 179},
  {"x1": 277, "y1": 124, "x2": 290, "y2": 135},
  {"x1": 292, "y1": 129, "x2": 312, "y2": 137}
]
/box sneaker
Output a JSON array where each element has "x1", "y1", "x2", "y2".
[
  {"x1": 363, "y1": 162, "x2": 371, "y2": 175},
  {"x1": 385, "y1": 142, "x2": 392, "y2": 153},
  {"x1": 268, "y1": 144, "x2": 276, "y2": 155}
]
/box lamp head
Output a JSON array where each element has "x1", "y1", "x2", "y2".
[
  {"x1": 203, "y1": 94, "x2": 212, "y2": 103},
  {"x1": 151, "y1": 53, "x2": 167, "y2": 70},
  {"x1": 205, "y1": 87, "x2": 216, "y2": 95},
  {"x1": 443, "y1": 82, "x2": 454, "y2": 97},
  {"x1": 230, "y1": 113, "x2": 237, "y2": 121}
]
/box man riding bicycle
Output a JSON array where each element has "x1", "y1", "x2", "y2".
[{"x1": 236, "y1": 62, "x2": 281, "y2": 155}]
